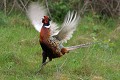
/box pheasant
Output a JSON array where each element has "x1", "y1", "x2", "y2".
[{"x1": 27, "y1": 2, "x2": 93, "y2": 71}]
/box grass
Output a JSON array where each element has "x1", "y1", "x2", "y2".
[{"x1": 0, "y1": 11, "x2": 120, "y2": 80}]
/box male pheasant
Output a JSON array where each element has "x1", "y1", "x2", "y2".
[{"x1": 27, "y1": 2, "x2": 92, "y2": 69}]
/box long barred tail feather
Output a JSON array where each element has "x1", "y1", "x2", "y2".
[{"x1": 66, "y1": 42, "x2": 95, "y2": 51}]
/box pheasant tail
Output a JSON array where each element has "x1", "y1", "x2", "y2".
[{"x1": 66, "y1": 42, "x2": 94, "y2": 51}]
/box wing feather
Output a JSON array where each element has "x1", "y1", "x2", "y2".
[
  {"x1": 27, "y1": 2, "x2": 47, "y2": 32},
  {"x1": 27, "y1": 2, "x2": 59, "y2": 35},
  {"x1": 55, "y1": 11, "x2": 80, "y2": 43},
  {"x1": 50, "y1": 21, "x2": 59, "y2": 36}
]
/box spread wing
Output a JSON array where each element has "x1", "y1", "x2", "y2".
[
  {"x1": 55, "y1": 11, "x2": 80, "y2": 43},
  {"x1": 27, "y1": 2, "x2": 59, "y2": 35},
  {"x1": 27, "y1": 2, "x2": 46, "y2": 32},
  {"x1": 50, "y1": 21, "x2": 59, "y2": 36}
]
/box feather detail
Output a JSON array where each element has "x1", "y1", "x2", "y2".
[
  {"x1": 65, "y1": 42, "x2": 94, "y2": 51},
  {"x1": 50, "y1": 21, "x2": 59, "y2": 36},
  {"x1": 27, "y1": 2, "x2": 59, "y2": 35},
  {"x1": 27, "y1": 2, "x2": 47, "y2": 32},
  {"x1": 55, "y1": 11, "x2": 80, "y2": 43}
]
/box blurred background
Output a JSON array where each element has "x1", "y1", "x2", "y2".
[{"x1": 0, "y1": 0, "x2": 120, "y2": 80}]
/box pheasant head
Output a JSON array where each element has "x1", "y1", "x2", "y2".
[
  {"x1": 40, "y1": 16, "x2": 51, "y2": 41},
  {"x1": 42, "y1": 16, "x2": 51, "y2": 28}
]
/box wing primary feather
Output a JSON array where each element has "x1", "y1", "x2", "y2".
[
  {"x1": 27, "y1": 2, "x2": 47, "y2": 32},
  {"x1": 27, "y1": 2, "x2": 59, "y2": 35},
  {"x1": 55, "y1": 11, "x2": 80, "y2": 43},
  {"x1": 71, "y1": 12, "x2": 77, "y2": 23}
]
